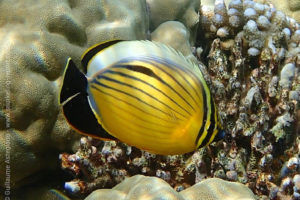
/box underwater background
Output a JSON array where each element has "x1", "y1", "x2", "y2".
[{"x1": 0, "y1": 0, "x2": 299, "y2": 199}]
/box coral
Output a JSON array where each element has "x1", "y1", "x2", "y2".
[
  {"x1": 151, "y1": 21, "x2": 197, "y2": 61},
  {"x1": 0, "y1": 0, "x2": 152, "y2": 191},
  {"x1": 197, "y1": 0, "x2": 300, "y2": 199},
  {"x1": 269, "y1": 0, "x2": 300, "y2": 23},
  {"x1": 84, "y1": 175, "x2": 256, "y2": 200},
  {"x1": 201, "y1": 0, "x2": 300, "y2": 23},
  {"x1": 146, "y1": 0, "x2": 200, "y2": 32},
  {"x1": 180, "y1": 177, "x2": 256, "y2": 200},
  {"x1": 16, "y1": 188, "x2": 71, "y2": 200},
  {"x1": 61, "y1": 137, "x2": 248, "y2": 196},
  {"x1": 60, "y1": 137, "x2": 192, "y2": 195}
]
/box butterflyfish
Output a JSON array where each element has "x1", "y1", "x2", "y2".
[{"x1": 59, "y1": 40, "x2": 225, "y2": 155}]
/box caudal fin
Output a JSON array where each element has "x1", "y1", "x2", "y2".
[{"x1": 59, "y1": 58, "x2": 116, "y2": 140}]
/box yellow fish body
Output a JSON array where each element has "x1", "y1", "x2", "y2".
[{"x1": 59, "y1": 40, "x2": 225, "y2": 155}]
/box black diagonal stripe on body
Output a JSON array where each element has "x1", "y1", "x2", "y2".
[
  {"x1": 90, "y1": 85, "x2": 178, "y2": 126},
  {"x1": 194, "y1": 82, "x2": 208, "y2": 146},
  {"x1": 94, "y1": 75, "x2": 188, "y2": 119},
  {"x1": 146, "y1": 56, "x2": 201, "y2": 108},
  {"x1": 91, "y1": 79, "x2": 182, "y2": 120},
  {"x1": 120, "y1": 58, "x2": 196, "y2": 112},
  {"x1": 197, "y1": 94, "x2": 215, "y2": 148},
  {"x1": 103, "y1": 67, "x2": 193, "y2": 116}
]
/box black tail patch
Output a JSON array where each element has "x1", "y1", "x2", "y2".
[
  {"x1": 60, "y1": 58, "x2": 116, "y2": 140},
  {"x1": 81, "y1": 39, "x2": 123, "y2": 73}
]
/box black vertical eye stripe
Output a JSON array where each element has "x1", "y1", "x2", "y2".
[
  {"x1": 195, "y1": 82, "x2": 208, "y2": 146},
  {"x1": 198, "y1": 95, "x2": 216, "y2": 148},
  {"x1": 91, "y1": 85, "x2": 179, "y2": 125},
  {"x1": 100, "y1": 68, "x2": 193, "y2": 116},
  {"x1": 92, "y1": 79, "x2": 183, "y2": 120}
]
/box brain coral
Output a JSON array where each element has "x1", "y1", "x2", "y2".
[{"x1": 85, "y1": 175, "x2": 256, "y2": 200}]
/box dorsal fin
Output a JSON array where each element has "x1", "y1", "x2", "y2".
[
  {"x1": 81, "y1": 40, "x2": 123, "y2": 73},
  {"x1": 160, "y1": 43, "x2": 200, "y2": 73}
]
